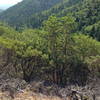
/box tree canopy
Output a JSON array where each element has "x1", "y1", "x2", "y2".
[{"x1": 0, "y1": 14, "x2": 100, "y2": 85}]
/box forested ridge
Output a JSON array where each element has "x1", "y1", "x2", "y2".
[
  {"x1": 0, "y1": 0, "x2": 100, "y2": 40},
  {"x1": 28, "y1": 0, "x2": 100, "y2": 40},
  {"x1": 0, "y1": 0, "x2": 100, "y2": 99},
  {"x1": 0, "y1": 0, "x2": 61, "y2": 28}
]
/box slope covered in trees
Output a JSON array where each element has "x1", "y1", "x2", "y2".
[
  {"x1": 28, "y1": 0, "x2": 83, "y2": 28},
  {"x1": 28, "y1": 0, "x2": 100, "y2": 40},
  {"x1": 0, "y1": 0, "x2": 99, "y2": 41},
  {"x1": 0, "y1": 0, "x2": 82, "y2": 28},
  {"x1": 0, "y1": 0, "x2": 61, "y2": 28}
]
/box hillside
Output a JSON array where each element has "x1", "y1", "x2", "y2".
[
  {"x1": 0, "y1": 0, "x2": 61, "y2": 28},
  {"x1": 0, "y1": 0, "x2": 82, "y2": 28},
  {"x1": 28, "y1": 0, "x2": 100, "y2": 40},
  {"x1": 28, "y1": 0, "x2": 83, "y2": 28},
  {"x1": 0, "y1": 0, "x2": 99, "y2": 41}
]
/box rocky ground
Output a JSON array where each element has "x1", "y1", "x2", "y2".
[{"x1": 0, "y1": 74, "x2": 100, "y2": 100}]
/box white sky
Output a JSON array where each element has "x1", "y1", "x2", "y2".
[{"x1": 0, "y1": 0, "x2": 22, "y2": 9}]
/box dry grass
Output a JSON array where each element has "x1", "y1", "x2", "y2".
[{"x1": 0, "y1": 90, "x2": 62, "y2": 100}]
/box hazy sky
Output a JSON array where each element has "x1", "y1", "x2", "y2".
[{"x1": 0, "y1": 0, "x2": 22, "y2": 9}]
